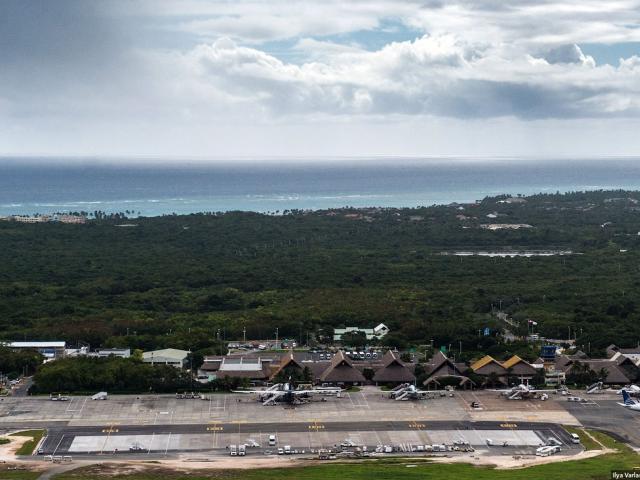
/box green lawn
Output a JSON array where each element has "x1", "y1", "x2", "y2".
[
  {"x1": 563, "y1": 426, "x2": 600, "y2": 451},
  {"x1": 0, "y1": 469, "x2": 41, "y2": 480},
  {"x1": 9, "y1": 430, "x2": 45, "y2": 455},
  {"x1": 54, "y1": 431, "x2": 640, "y2": 480}
]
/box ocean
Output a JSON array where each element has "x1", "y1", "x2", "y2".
[{"x1": 1, "y1": 158, "x2": 640, "y2": 217}]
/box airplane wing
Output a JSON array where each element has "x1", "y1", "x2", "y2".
[
  {"x1": 294, "y1": 388, "x2": 342, "y2": 395},
  {"x1": 232, "y1": 390, "x2": 272, "y2": 394}
]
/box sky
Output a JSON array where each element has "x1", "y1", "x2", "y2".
[{"x1": 1, "y1": 0, "x2": 640, "y2": 159}]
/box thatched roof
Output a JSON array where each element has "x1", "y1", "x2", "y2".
[
  {"x1": 372, "y1": 350, "x2": 415, "y2": 383},
  {"x1": 470, "y1": 355, "x2": 507, "y2": 375},
  {"x1": 319, "y1": 351, "x2": 366, "y2": 383},
  {"x1": 270, "y1": 351, "x2": 305, "y2": 379}
]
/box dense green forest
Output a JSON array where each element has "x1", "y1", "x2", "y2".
[{"x1": 1, "y1": 190, "x2": 640, "y2": 362}]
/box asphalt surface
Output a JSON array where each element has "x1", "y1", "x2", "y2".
[
  {"x1": 564, "y1": 398, "x2": 640, "y2": 445},
  {"x1": 38, "y1": 419, "x2": 576, "y2": 455}
]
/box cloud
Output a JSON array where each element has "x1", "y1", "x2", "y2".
[
  {"x1": 181, "y1": 35, "x2": 639, "y2": 119},
  {"x1": 1, "y1": 0, "x2": 640, "y2": 157},
  {"x1": 543, "y1": 44, "x2": 595, "y2": 66}
]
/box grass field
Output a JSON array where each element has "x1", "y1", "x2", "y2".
[
  {"x1": 563, "y1": 426, "x2": 600, "y2": 451},
  {"x1": 9, "y1": 430, "x2": 45, "y2": 456},
  {"x1": 0, "y1": 469, "x2": 41, "y2": 480},
  {"x1": 54, "y1": 431, "x2": 640, "y2": 480}
]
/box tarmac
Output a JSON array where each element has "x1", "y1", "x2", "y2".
[{"x1": 0, "y1": 386, "x2": 636, "y2": 458}]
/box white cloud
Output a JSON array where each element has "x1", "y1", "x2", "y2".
[
  {"x1": 2, "y1": 0, "x2": 640, "y2": 156},
  {"x1": 175, "y1": 35, "x2": 639, "y2": 119}
]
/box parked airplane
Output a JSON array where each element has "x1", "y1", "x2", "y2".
[
  {"x1": 389, "y1": 383, "x2": 432, "y2": 401},
  {"x1": 494, "y1": 384, "x2": 556, "y2": 400},
  {"x1": 233, "y1": 381, "x2": 342, "y2": 406},
  {"x1": 617, "y1": 390, "x2": 640, "y2": 411},
  {"x1": 617, "y1": 384, "x2": 640, "y2": 396}
]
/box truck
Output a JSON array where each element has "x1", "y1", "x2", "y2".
[
  {"x1": 284, "y1": 445, "x2": 292, "y2": 454},
  {"x1": 229, "y1": 444, "x2": 237, "y2": 456},
  {"x1": 238, "y1": 444, "x2": 246, "y2": 456},
  {"x1": 91, "y1": 391, "x2": 108, "y2": 401}
]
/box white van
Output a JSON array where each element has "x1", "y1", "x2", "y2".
[
  {"x1": 268, "y1": 434, "x2": 277, "y2": 446},
  {"x1": 570, "y1": 433, "x2": 581, "y2": 444}
]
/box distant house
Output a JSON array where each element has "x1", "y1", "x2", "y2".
[
  {"x1": 142, "y1": 348, "x2": 189, "y2": 368},
  {"x1": 198, "y1": 355, "x2": 278, "y2": 383},
  {"x1": 371, "y1": 350, "x2": 415, "y2": 386},
  {"x1": 319, "y1": 351, "x2": 366, "y2": 386},
  {"x1": 2, "y1": 341, "x2": 66, "y2": 360},
  {"x1": 470, "y1": 355, "x2": 508, "y2": 385},
  {"x1": 555, "y1": 354, "x2": 639, "y2": 385},
  {"x1": 333, "y1": 323, "x2": 389, "y2": 342},
  {"x1": 607, "y1": 344, "x2": 640, "y2": 366},
  {"x1": 95, "y1": 348, "x2": 130, "y2": 359},
  {"x1": 501, "y1": 355, "x2": 537, "y2": 381},
  {"x1": 422, "y1": 351, "x2": 474, "y2": 389},
  {"x1": 270, "y1": 352, "x2": 306, "y2": 381}
]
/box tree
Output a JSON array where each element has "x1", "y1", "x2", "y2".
[{"x1": 341, "y1": 331, "x2": 367, "y2": 349}]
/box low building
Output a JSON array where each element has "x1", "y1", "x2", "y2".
[
  {"x1": 470, "y1": 355, "x2": 508, "y2": 386},
  {"x1": 607, "y1": 344, "x2": 640, "y2": 366},
  {"x1": 319, "y1": 351, "x2": 366, "y2": 386},
  {"x1": 2, "y1": 341, "x2": 66, "y2": 359},
  {"x1": 142, "y1": 348, "x2": 189, "y2": 368},
  {"x1": 553, "y1": 352, "x2": 640, "y2": 386},
  {"x1": 333, "y1": 323, "x2": 389, "y2": 342},
  {"x1": 10, "y1": 215, "x2": 50, "y2": 223},
  {"x1": 95, "y1": 348, "x2": 131, "y2": 358},
  {"x1": 371, "y1": 350, "x2": 415, "y2": 386},
  {"x1": 54, "y1": 214, "x2": 87, "y2": 224},
  {"x1": 422, "y1": 351, "x2": 474, "y2": 389},
  {"x1": 198, "y1": 355, "x2": 277, "y2": 383},
  {"x1": 502, "y1": 355, "x2": 538, "y2": 381}
]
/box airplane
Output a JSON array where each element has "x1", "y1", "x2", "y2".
[
  {"x1": 617, "y1": 384, "x2": 640, "y2": 396},
  {"x1": 617, "y1": 390, "x2": 640, "y2": 411},
  {"x1": 388, "y1": 383, "x2": 433, "y2": 401},
  {"x1": 233, "y1": 381, "x2": 342, "y2": 406},
  {"x1": 493, "y1": 383, "x2": 556, "y2": 400}
]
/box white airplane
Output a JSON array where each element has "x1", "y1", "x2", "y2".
[
  {"x1": 493, "y1": 383, "x2": 556, "y2": 400},
  {"x1": 389, "y1": 383, "x2": 432, "y2": 401},
  {"x1": 617, "y1": 384, "x2": 640, "y2": 396},
  {"x1": 617, "y1": 390, "x2": 640, "y2": 411},
  {"x1": 233, "y1": 381, "x2": 342, "y2": 406}
]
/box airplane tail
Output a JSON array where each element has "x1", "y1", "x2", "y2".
[{"x1": 622, "y1": 389, "x2": 635, "y2": 406}]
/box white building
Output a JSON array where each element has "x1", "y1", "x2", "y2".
[
  {"x1": 333, "y1": 323, "x2": 390, "y2": 342},
  {"x1": 142, "y1": 348, "x2": 189, "y2": 368},
  {"x1": 2, "y1": 341, "x2": 66, "y2": 359},
  {"x1": 96, "y1": 348, "x2": 131, "y2": 358}
]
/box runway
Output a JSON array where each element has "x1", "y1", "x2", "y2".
[{"x1": 39, "y1": 419, "x2": 578, "y2": 456}]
